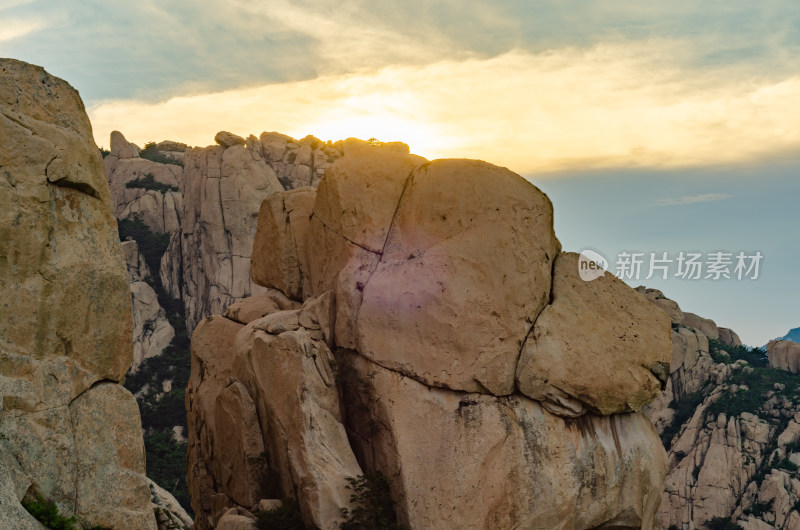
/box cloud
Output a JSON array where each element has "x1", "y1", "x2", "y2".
[
  {"x1": 0, "y1": 0, "x2": 34, "y2": 9},
  {"x1": 652, "y1": 193, "x2": 734, "y2": 207},
  {"x1": 6, "y1": 0, "x2": 800, "y2": 106},
  {"x1": 1, "y1": 0, "x2": 518, "y2": 103},
  {"x1": 89, "y1": 40, "x2": 800, "y2": 174},
  {"x1": 0, "y1": 18, "x2": 43, "y2": 43}
]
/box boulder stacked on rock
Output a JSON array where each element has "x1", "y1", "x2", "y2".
[
  {"x1": 0, "y1": 59, "x2": 156, "y2": 529},
  {"x1": 186, "y1": 139, "x2": 673, "y2": 529}
]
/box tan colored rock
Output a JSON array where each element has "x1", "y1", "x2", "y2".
[
  {"x1": 71, "y1": 383, "x2": 155, "y2": 529},
  {"x1": 156, "y1": 140, "x2": 189, "y2": 152},
  {"x1": 339, "y1": 350, "x2": 668, "y2": 529},
  {"x1": 110, "y1": 130, "x2": 139, "y2": 159},
  {"x1": 357, "y1": 158, "x2": 560, "y2": 395},
  {"x1": 635, "y1": 287, "x2": 685, "y2": 324},
  {"x1": 634, "y1": 290, "x2": 725, "y2": 436},
  {"x1": 517, "y1": 253, "x2": 671, "y2": 415},
  {"x1": 186, "y1": 315, "x2": 266, "y2": 529},
  {"x1": 179, "y1": 141, "x2": 283, "y2": 332},
  {"x1": 0, "y1": 61, "x2": 132, "y2": 385},
  {"x1": 108, "y1": 156, "x2": 183, "y2": 234},
  {"x1": 778, "y1": 415, "x2": 800, "y2": 449},
  {"x1": 148, "y1": 477, "x2": 193, "y2": 530},
  {"x1": 719, "y1": 327, "x2": 743, "y2": 347},
  {"x1": 215, "y1": 507, "x2": 256, "y2": 530},
  {"x1": 683, "y1": 312, "x2": 720, "y2": 341},
  {"x1": 0, "y1": 58, "x2": 155, "y2": 529},
  {"x1": 769, "y1": 340, "x2": 800, "y2": 374},
  {"x1": 130, "y1": 281, "x2": 175, "y2": 372},
  {"x1": 656, "y1": 298, "x2": 685, "y2": 324},
  {"x1": 0, "y1": 446, "x2": 51, "y2": 529},
  {"x1": 311, "y1": 139, "x2": 424, "y2": 253},
  {"x1": 212, "y1": 381, "x2": 269, "y2": 510},
  {"x1": 259, "y1": 131, "x2": 291, "y2": 163},
  {"x1": 298, "y1": 290, "x2": 336, "y2": 348},
  {"x1": 189, "y1": 142, "x2": 678, "y2": 529},
  {"x1": 215, "y1": 131, "x2": 246, "y2": 148},
  {"x1": 306, "y1": 215, "x2": 378, "y2": 349},
  {"x1": 251, "y1": 188, "x2": 316, "y2": 300},
  {"x1": 232, "y1": 326, "x2": 361, "y2": 530},
  {"x1": 307, "y1": 140, "x2": 425, "y2": 348},
  {"x1": 223, "y1": 289, "x2": 301, "y2": 325},
  {"x1": 188, "y1": 296, "x2": 361, "y2": 530},
  {"x1": 256, "y1": 499, "x2": 283, "y2": 512},
  {"x1": 660, "y1": 390, "x2": 772, "y2": 528},
  {"x1": 122, "y1": 240, "x2": 150, "y2": 281}
]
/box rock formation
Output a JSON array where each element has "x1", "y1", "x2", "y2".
[
  {"x1": 186, "y1": 139, "x2": 673, "y2": 529},
  {"x1": 638, "y1": 288, "x2": 800, "y2": 529},
  {"x1": 0, "y1": 59, "x2": 156, "y2": 528},
  {"x1": 108, "y1": 130, "x2": 345, "y2": 512},
  {"x1": 107, "y1": 129, "x2": 344, "y2": 338},
  {"x1": 123, "y1": 241, "x2": 175, "y2": 372},
  {"x1": 768, "y1": 340, "x2": 800, "y2": 374}
]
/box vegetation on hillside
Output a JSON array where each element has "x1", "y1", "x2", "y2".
[
  {"x1": 119, "y1": 215, "x2": 191, "y2": 513},
  {"x1": 255, "y1": 500, "x2": 309, "y2": 530},
  {"x1": 139, "y1": 141, "x2": 184, "y2": 167},
  {"x1": 339, "y1": 473, "x2": 402, "y2": 530},
  {"x1": 22, "y1": 495, "x2": 78, "y2": 530},
  {"x1": 125, "y1": 173, "x2": 179, "y2": 194},
  {"x1": 662, "y1": 390, "x2": 706, "y2": 449}
]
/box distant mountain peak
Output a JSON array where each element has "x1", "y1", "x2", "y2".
[{"x1": 780, "y1": 326, "x2": 800, "y2": 344}]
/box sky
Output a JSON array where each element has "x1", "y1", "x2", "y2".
[{"x1": 1, "y1": 0, "x2": 798, "y2": 345}]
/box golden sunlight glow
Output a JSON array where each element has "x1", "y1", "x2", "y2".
[
  {"x1": 0, "y1": 19, "x2": 43, "y2": 43},
  {"x1": 89, "y1": 42, "x2": 800, "y2": 175}
]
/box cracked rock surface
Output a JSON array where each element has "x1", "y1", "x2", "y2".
[
  {"x1": 187, "y1": 139, "x2": 673, "y2": 529},
  {"x1": 0, "y1": 58, "x2": 156, "y2": 529}
]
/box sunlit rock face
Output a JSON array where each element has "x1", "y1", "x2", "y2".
[
  {"x1": 0, "y1": 59, "x2": 156, "y2": 529},
  {"x1": 107, "y1": 129, "x2": 346, "y2": 339},
  {"x1": 187, "y1": 139, "x2": 673, "y2": 529}
]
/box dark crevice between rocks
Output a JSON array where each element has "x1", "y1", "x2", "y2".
[
  {"x1": 69, "y1": 378, "x2": 117, "y2": 406},
  {"x1": 67, "y1": 378, "x2": 116, "y2": 518},
  {"x1": 47, "y1": 175, "x2": 101, "y2": 201},
  {"x1": 512, "y1": 247, "x2": 559, "y2": 395},
  {"x1": 310, "y1": 211, "x2": 380, "y2": 256},
  {"x1": 280, "y1": 195, "x2": 307, "y2": 300},
  {"x1": 350, "y1": 166, "x2": 418, "y2": 347}
]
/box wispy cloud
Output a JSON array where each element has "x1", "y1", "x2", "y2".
[
  {"x1": 652, "y1": 193, "x2": 734, "y2": 207},
  {"x1": 89, "y1": 41, "x2": 800, "y2": 174}
]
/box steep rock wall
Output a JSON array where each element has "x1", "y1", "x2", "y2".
[{"x1": 0, "y1": 58, "x2": 156, "y2": 529}]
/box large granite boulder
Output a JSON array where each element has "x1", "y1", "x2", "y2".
[
  {"x1": 187, "y1": 141, "x2": 672, "y2": 529},
  {"x1": 0, "y1": 58, "x2": 156, "y2": 529}
]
